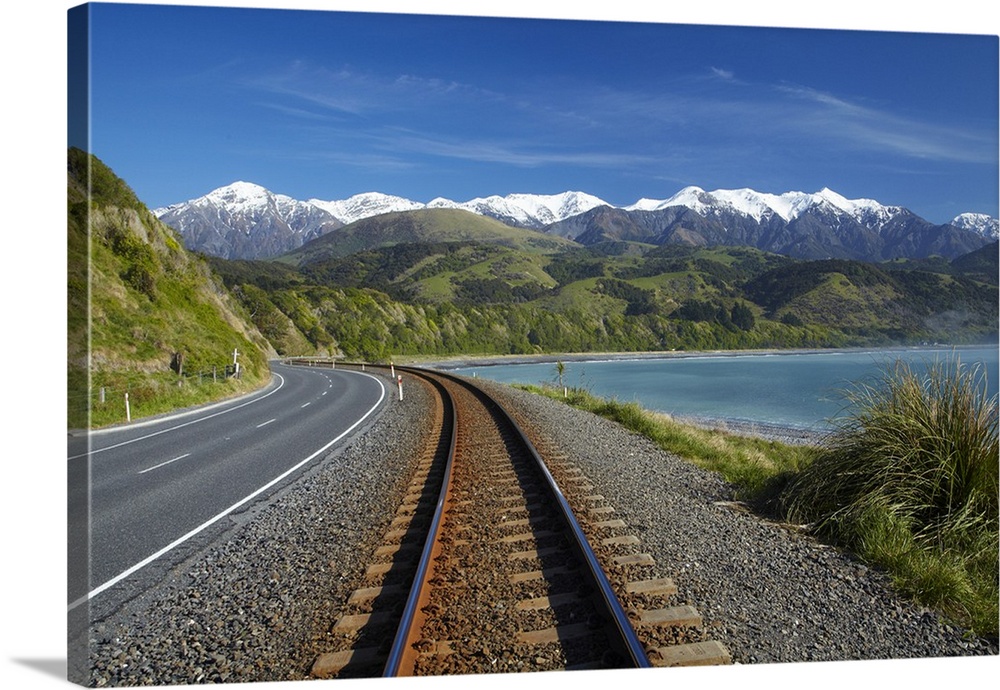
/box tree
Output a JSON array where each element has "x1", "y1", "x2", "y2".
[{"x1": 731, "y1": 301, "x2": 756, "y2": 331}]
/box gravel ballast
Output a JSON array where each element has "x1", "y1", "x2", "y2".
[{"x1": 80, "y1": 369, "x2": 996, "y2": 687}]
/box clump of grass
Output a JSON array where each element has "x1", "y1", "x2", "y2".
[{"x1": 782, "y1": 359, "x2": 998, "y2": 635}]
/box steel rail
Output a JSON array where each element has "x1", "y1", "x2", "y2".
[
  {"x1": 381, "y1": 372, "x2": 457, "y2": 676},
  {"x1": 384, "y1": 367, "x2": 651, "y2": 673}
]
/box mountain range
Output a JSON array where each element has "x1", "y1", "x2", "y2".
[
  {"x1": 73, "y1": 148, "x2": 997, "y2": 376},
  {"x1": 154, "y1": 182, "x2": 998, "y2": 262}
]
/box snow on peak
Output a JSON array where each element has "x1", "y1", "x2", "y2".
[
  {"x1": 158, "y1": 182, "x2": 992, "y2": 244},
  {"x1": 637, "y1": 186, "x2": 789, "y2": 222},
  {"x1": 157, "y1": 181, "x2": 307, "y2": 218},
  {"x1": 951, "y1": 212, "x2": 999, "y2": 239},
  {"x1": 627, "y1": 185, "x2": 902, "y2": 225},
  {"x1": 204, "y1": 181, "x2": 279, "y2": 210},
  {"x1": 812, "y1": 187, "x2": 895, "y2": 220},
  {"x1": 451, "y1": 191, "x2": 608, "y2": 226},
  {"x1": 308, "y1": 192, "x2": 424, "y2": 225},
  {"x1": 308, "y1": 190, "x2": 609, "y2": 227}
]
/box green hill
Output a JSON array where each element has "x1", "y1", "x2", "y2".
[
  {"x1": 85, "y1": 158, "x2": 994, "y2": 365},
  {"x1": 281, "y1": 207, "x2": 579, "y2": 265},
  {"x1": 209, "y1": 233, "x2": 996, "y2": 361},
  {"x1": 950, "y1": 240, "x2": 999, "y2": 285},
  {"x1": 743, "y1": 258, "x2": 998, "y2": 341},
  {"x1": 68, "y1": 148, "x2": 275, "y2": 428}
]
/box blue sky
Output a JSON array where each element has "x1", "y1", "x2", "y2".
[{"x1": 79, "y1": 1, "x2": 998, "y2": 224}]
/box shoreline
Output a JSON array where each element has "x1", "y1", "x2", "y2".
[
  {"x1": 415, "y1": 343, "x2": 994, "y2": 370},
  {"x1": 667, "y1": 413, "x2": 830, "y2": 447},
  {"x1": 417, "y1": 343, "x2": 996, "y2": 447}
]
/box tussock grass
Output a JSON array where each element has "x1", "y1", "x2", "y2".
[
  {"x1": 782, "y1": 359, "x2": 998, "y2": 635},
  {"x1": 519, "y1": 356, "x2": 999, "y2": 637}
]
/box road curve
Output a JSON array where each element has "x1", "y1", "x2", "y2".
[{"x1": 69, "y1": 362, "x2": 387, "y2": 614}]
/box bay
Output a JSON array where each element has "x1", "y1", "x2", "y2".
[{"x1": 448, "y1": 346, "x2": 999, "y2": 432}]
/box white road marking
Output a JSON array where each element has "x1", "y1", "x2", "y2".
[
  {"x1": 69, "y1": 371, "x2": 387, "y2": 612},
  {"x1": 301, "y1": 402, "x2": 311, "y2": 408},
  {"x1": 138, "y1": 453, "x2": 191, "y2": 474},
  {"x1": 256, "y1": 418, "x2": 277, "y2": 428}
]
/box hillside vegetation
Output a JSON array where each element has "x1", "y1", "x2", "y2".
[
  {"x1": 68, "y1": 148, "x2": 274, "y2": 428},
  {"x1": 205, "y1": 210, "x2": 997, "y2": 360}
]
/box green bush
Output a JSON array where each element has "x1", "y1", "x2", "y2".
[{"x1": 782, "y1": 358, "x2": 998, "y2": 634}]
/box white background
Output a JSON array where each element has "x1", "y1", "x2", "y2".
[{"x1": 3, "y1": 2, "x2": 997, "y2": 689}]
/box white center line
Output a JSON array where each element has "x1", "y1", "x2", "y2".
[
  {"x1": 256, "y1": 418, "x2": 277, "y2": 428},
  {"x1": 301, "y1": 402, "x2": 311, "y2": 408},
  {"x1": 138, "y1": 453, "x2": 191, "y2": 474}
]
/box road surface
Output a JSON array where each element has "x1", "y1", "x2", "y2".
[{"x1": 68, "y1": 361, "x2": 387, "y2": 617}]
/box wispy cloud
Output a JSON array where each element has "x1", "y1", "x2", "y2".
[
  {"x1": 238, "y1": 58, "x2": 996, "y2": 182},
  {"x1": 242, "y1": 61, "x2": 503, "y2": 117},
  {"x1": 776, "y1": 84, "x2": 996, "y2": 164},
  {"x1": 376, "y1": 129, "x2": 660, "y2": 169}
]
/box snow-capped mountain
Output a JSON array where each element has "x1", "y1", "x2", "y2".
[
  {"x1": 427, "y1": 191, "x2": 608, "y2": 228},
  {"x1": 626, "y1": 186, "x2": 904, "y2": 227},
  {"x1": 548, "y1": 186, "x2": 992, "y2": 261},
  {"x1": 155, "y1": 186, "x2": 610, "y2": 258},
  {"x1": 154, "y1": 182, "x2": 343, "y2": 260},
  {"x1": 951, "y1": 212, "x2": 1000, "y2": 240},
  {"x1": 307, "y1": 192, "x2": 425, "y2": 226},
  {"x1": 154, "y1": 181, "x2": 995, "y2": 262}
]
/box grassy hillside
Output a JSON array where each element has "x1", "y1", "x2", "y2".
[
  {"x1": 207, "y1": 226, "x2": 996, "y2": 362},
  {"x1": 68, "y1": 148, "x2": 275, "y2": 428},
  {"x1": 281, "y1": 207, "x2": 578, "y2": 265},
  {"x1": 744, "y1": 259, "x2": 998, "y2": 342}
]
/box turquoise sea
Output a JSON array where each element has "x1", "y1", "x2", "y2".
[{"x1": 448, "y1": 346, "x2": 999, "y2": 432}]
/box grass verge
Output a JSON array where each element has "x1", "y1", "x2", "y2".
[
  {"x1": 518, "y1": 383, "x2": 818, "y2": 500},
  {"x1": 83, "y1": 368, "x2": 269, "y2": 429}
]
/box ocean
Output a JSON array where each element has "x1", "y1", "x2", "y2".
[{"x1": 448, "y1": 346, "x2": 999, "y2": 432}]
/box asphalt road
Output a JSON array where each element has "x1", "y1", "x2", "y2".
[{"x1": 68, "y1": 362, "x2": 387, "y2": 615}]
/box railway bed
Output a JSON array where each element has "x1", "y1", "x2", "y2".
[{"x1": 308, "y1": 366, "x2": 730, "y2": 677}]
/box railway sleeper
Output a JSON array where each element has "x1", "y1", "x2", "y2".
[
  {"x1": 310, "y1": 646, "x2": 383, "y2": 678},
  {"x1": 650, "y1": 640, "x2": 733, "y2": 667}
]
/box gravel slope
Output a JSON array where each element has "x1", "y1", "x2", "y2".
[{"x1": 80, "y1": 370, "x2": 996, "y2": 688}]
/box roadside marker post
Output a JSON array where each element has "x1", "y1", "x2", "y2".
[
  {"x1": 397, "y1": 375, "x2": 403, "y2": 401},
  {"x1": 125, "y1": 392, "x2": 131, "y2": 423}
]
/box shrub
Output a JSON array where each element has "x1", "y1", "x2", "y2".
[{"x1": 782, "y1": 358, "x2": 998, "y2": 633}]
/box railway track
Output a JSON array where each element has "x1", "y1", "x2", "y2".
[{"x1": 307, "y1": 365, "x2": 730, "y2": 677}]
